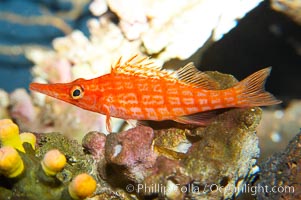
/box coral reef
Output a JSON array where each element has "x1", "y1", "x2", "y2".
[
  {"x1": 3, "y1": 69, "x2": 298, "y2": 199},
  {"x1": 256, "y1": 131, "x2": 301, "y2": 200},
  {"x1": 1, "y1": 1, "x2": 300, "y2": 199},
  {"x1": 2, "y1": 65, "x2": 286, "y2": 200},
  {"x1": 87, "y1": 107, "x2": 261, "y2": 199}
]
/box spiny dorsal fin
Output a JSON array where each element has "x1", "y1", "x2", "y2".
[
  {"x1": 112, "y1": 55, "x2": 175, "y2": 80},
  {"x1": 175, "y1": 63, "x2": 219, "y2": 89},
  {"x1": 112, "y1": 55, "x2": 219, "y2": 89}
]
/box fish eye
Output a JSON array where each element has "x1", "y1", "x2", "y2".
[{"x1": 70, "y1": 85, "x2": 84, "y2": 99}]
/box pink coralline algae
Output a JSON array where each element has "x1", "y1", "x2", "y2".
[
  {"x1": 82, "y1": 131, "x2": 107, "y2": 160},
  {"x1": 105, "y1": 126, "x2": 158, "y2": 182}
]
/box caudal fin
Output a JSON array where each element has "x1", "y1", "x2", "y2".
[{"x1": 234, "y1": 67, "x2": 282, "y2": 107}]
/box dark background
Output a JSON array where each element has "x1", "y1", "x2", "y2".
[{"x1": 200, "y1": 0, "x2": 301, "y2": 102}]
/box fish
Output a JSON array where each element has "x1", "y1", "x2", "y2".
[{"x1": 30, "y1": 55, "x2": 281, "y2": 132}]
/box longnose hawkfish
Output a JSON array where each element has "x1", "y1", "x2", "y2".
[{"x1": 30, "y1": 55, "x2": 281, "y2": 132}]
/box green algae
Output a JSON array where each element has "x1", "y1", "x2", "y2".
[{"x1": 35, "y1": 132, "x2": 93, "y2": 180}]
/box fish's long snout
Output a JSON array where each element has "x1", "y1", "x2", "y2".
[
  {"x1": 29, "y1": 82, "x2": 70, "y2": 100},
  {"x1": 30, "y1": 83, "x2": 55, "y2": 95},
  {"x1": 30, "y1": 83, "x2": 44, "y2": 93}
]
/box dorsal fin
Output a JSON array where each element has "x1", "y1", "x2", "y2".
[
  {"x1": 112, "y1": 55, "x2": 175, "y2": 80},
  {"x1": 175, "y1": 63, "x2": 219, "y2": 90},
  {"x1": 112, "y1": 55, "x2": 219, "y2": 90}
]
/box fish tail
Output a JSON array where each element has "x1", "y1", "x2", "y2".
[{"x1": 234, "y1": 67, "x2": 281, "y2": 107}]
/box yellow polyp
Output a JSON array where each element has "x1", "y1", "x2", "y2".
[
  {"x1": 0, "y1": 119, "x2": 25, "y2": 152},
  {"x1": 0, "y1": 119, "x2": 13, "y2": 126},
  {"x1": 68, "y1": 173, "x2": 97, "y2": 200},
  {"x1": 20, "y1": 132, "x2": 36, "y2": 150},
  {"x1": 41, "y1": 149, "x2": 66, "y2": 176},
  {"x1": 0, "y1": 146, "x2": 24, "y2": 178}
]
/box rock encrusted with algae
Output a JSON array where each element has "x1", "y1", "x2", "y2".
[
  {"x1": 183, "y1": 108, "x2": 261, "y2": 199},
  {"x1": 34, "y1": 132, "x2": 93, "y2": 177},
  {"x1": 86, "y1": 107, "x2": 261, "y2": 199},
  {"x1": 0, "y1": 109, "x2": 263, "y2": 199},
  {"x1": 105, "y1": 126, "x2": 158, "y2": 182}
]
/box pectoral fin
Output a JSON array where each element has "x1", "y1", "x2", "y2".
[{"x1": 105, "y1": 114, "x2": 112, "y2": 133}]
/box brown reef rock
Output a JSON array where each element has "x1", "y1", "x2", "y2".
[{"x1": 256, "y1": 131, "x2": 301, "y2": 200}]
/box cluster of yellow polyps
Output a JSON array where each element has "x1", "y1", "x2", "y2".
[
  {"x1": 0, "y1": 119, "x2": 36, "y2": 178},
  {"x1": 0, "y1": 119, "x2": 36, "y2": 151},
  {"x1": 0, "y1": 119, "x2": 96, "y2": 199}
]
